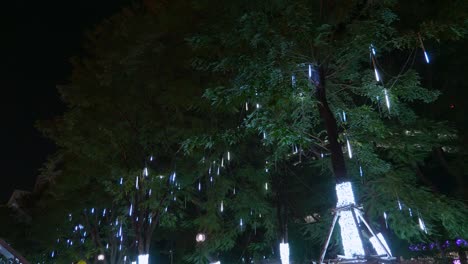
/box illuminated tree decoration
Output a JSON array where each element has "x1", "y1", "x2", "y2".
[
  {"x1": 279, "y1": 242, "x2": 290, "y2": 264},
  {"x1": 335, "y1": 182, "x2": 365, "y2": 257}
]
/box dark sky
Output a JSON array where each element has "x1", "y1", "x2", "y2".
[{"x1": 0, "y1": 0, "x2": 131, "y2": 202}]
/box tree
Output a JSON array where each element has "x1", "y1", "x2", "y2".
[{"x1": 188, "y1": 0, "x2": 468, "y2": 261}]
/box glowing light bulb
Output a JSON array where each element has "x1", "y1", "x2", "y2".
[
  {"x1": 98, "y1": 254, "x2": 105, "y2": 261},
  {"x1": 220, "y1": 200, "x2": 224, "y2": 212}
]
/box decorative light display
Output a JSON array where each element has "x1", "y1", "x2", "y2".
[
  {"x1": 97, "y1": 254, "x2": 105, "y2": 261},
  {"x1": 220, "y1": 200, "x2": 224, "y2": 212},
  {"x1": 279, "y1": 242, "x2": 290, "y2": 264},
  {"x1": 138, "y1": 254, "x2": 149, "y2": 264},
  {"x1": 384, "y1": 89, "x2": 391, "y2": 110},
  {"x1": 335, "y1": 182, "x2": 365, "y2": 257},
  {"x1": 196, "y1": 233, "x2": 206, "y2": 242},
  {"x1": 346, "y1": 138, "x2": 353, "y2": 159},
  {"x1": 418, "y1": 217, "x2": 428, "y2": 234},
  {"x1": 369, "y1": 233, "x2": 392, "y2": 256}
]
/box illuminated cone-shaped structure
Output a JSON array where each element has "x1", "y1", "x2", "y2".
[{"x1": 335, "y1": 182, "x2": 365, "y2": 257}]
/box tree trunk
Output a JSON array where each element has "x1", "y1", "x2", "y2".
[{"x1": 314, "y1": 66, "x2": 348, "y2": 182}]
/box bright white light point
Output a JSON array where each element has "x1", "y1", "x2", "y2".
[
  {"x1": 263, "y1": 132, "x2": 267, "y2": 139},
  {"x1": 398, "y1": 200, "x2": 402, "y2": 210},
  {"x1": 308, "y1": 64, "x2": 312, "y2": 78},
  {"x1": 150, "y1": 156, "x2": 153, "y2": 161},
  {"x1": 240, "y1": 218, "x2": 243, "y2": 227},
  {"x1": 217, "y1": 166, "x2": 220, "y2": 175},
  {"x1": 384, "y1": 89, "x2": 390, "y2": 110},
  {"x1": 143, "y1": 167, "x2": 148, "y2": 177},
  {"x1": 210, "y1": 176, "x2": 213, "y2": 182},
  {"x1": 369, "y1": 233, "x2": 392, "y2": 256},
  {"x1": 424, "y1": 51, "x2": 430, "y2": 63},
  {"x1": 149, "y1": 189, "x2": 152, "y2": 196},
  {"x1": 335, "y1": 182, "x2": 365, "y2": 257},
  {"x1": 383, "y1": 212, "x2": 388, "y2": 228},
  {"x1": 245, "y1": 102, "x2": 249, "y2": 111},
  {"x1": 196, "y1": 233, "x2": 206, "y2": 242},
  {"x1": 265, "y1": 182, "x2": 268, "y2": 190},
  {"x1": 97, "y1": 254, "x2": 105, "y2": 260},
  {"x1": 342, "y1": 111, "x2": 347, "y2": 122},
  {"x1": 374, "y1": 68, "x2": 380, "y2": 82},
  {"x1": 198, "y1": 181, "x2": 201, "y2": 191},
  {"x1": 211, "y1": 262, "x2": 221, "y2": 264},
  {"x1": 409, "y1": 208, "x2": 413, "y2": 217},
  {"x1": 221, "y1": 158, "x2": 224, "y2": 167},
  {"x1": 119, "y1": 177, "x2": 123, "y2": 185},
  {"x1": 131, "y1": 262, "x2": 136, "y2": 264},
  {"x1": 227, "y1": 151, "x2": 230, "y2": 161},
  {"x1": 256, "y1": 103, "x2": 260, "y2": 109},
  {"x1": 91, "y1": 208, "x2": 95, "y2": 214},
  {"x1": 138, "y1": 254, "x2": 149, "y2": 264},
  {"x1": 346, "y1": 138, "x2": 353, "y2": 159},
  {"x1": 220, "y1": 200, "x2": 224, "y2": 212},
  {"x1": 279, "y1": 242, "x2": 290, "y2": 264},
  {"x1": 418, "y1": 217, "x2": 427, "y2": 233},
  {"x1": 135, "y1": 176, "x2": 139, "y2": 189},
  {"x1": 359, "y1": 166, "x2": 363, "y2": 177},
  {"x1": 129, "y1": 204, "x2": 133, "y2": 216}
]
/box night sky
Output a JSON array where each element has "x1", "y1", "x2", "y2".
[{"x1": 1, "y1": 0, "x2": 131, "y2": 202}]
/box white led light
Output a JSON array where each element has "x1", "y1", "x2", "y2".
[
  {"x1": 374, "y1": 68, "x2": 380, "y2": 82},
  {"x1": 398, "y1": 200, "x2": 402, "y2": 210},
  {"x1": 135, "y1": 176, "x2": 139, "y2": 190},
  {"x1": 129, "y1": 204, "x2": 133, "y2": 216},
  {"x1": 346, "y1": 138, "x2": 353, "y2": 159},
  {"x1": 227, "y1": 151, "x2": 231, "y2": 161},
  {"x1": 220, "y1": 200, "x2": 224, "y2": 212},
  {"x1": 359, "y1": 166, "x2": 363, "y2": 177},
  {"x1": 198, "y1": 181, "x2": 202, "y2": 191},
  {"x1": 211, "y1": 262, "x2": 221, "y2": 264},
  {"x1": 265, "y1": 182, "x2": 269, "y2": 191},
  {"x1": 97, "y1": 254, "x2": 105, "y2": 261},
  {"x1": 138, "y1": 254, "x2": 149, "y2": 264},
  {"x1": 256, "y1": 103, "x2": 260, "y2": 109},
  {"x1": 342, "y1": 111, "x2": 347, "y2": 122},
  {"x1": 384, "y1": 89, "x2": 390, "y2": 111},
  {"x1": 196, "y1": 233, "x2": 206, "y2": 242},
  {"x1": 245, "y1": 102, "x2": 249, "y2": 111},
  {"x1": 143, "y1": 167, "x2": 148, "y2": 177},
  {"x1": 335, "y1": 182, "x2": 365, "y2": 257},
  {"x1": 369, "y1": 233, "x2": 392, "y2": 256},
  {"x1": 418, "y1": 217, "x2": 427, "y2": 233},
  {"x1": 383, "y1": 212, "x2": 388, "y2": 228},
  {"x1": 131, "y1": 261, "x2": 136, "y2": 264},
  {"x1": 424, "y1": 51, "x2": 430, "y2": 64},
  {"x1": 308, "y1": 64, "x2": 312, "y2": 78}
]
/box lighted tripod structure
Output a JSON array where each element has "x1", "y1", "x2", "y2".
[{"x1": 319, "y1": 182, "x2": 394, "y2": 263}]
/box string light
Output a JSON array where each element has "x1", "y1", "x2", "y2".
[
  {"x1": 220, "y1": 200, "x2": 224, "y2": 212},
  {"x1": 359, "y1": 166, "x2": 363, "y2": 177},
  {"x1": 227, "y1": 151, "x2": 231, "y2": 161}
]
